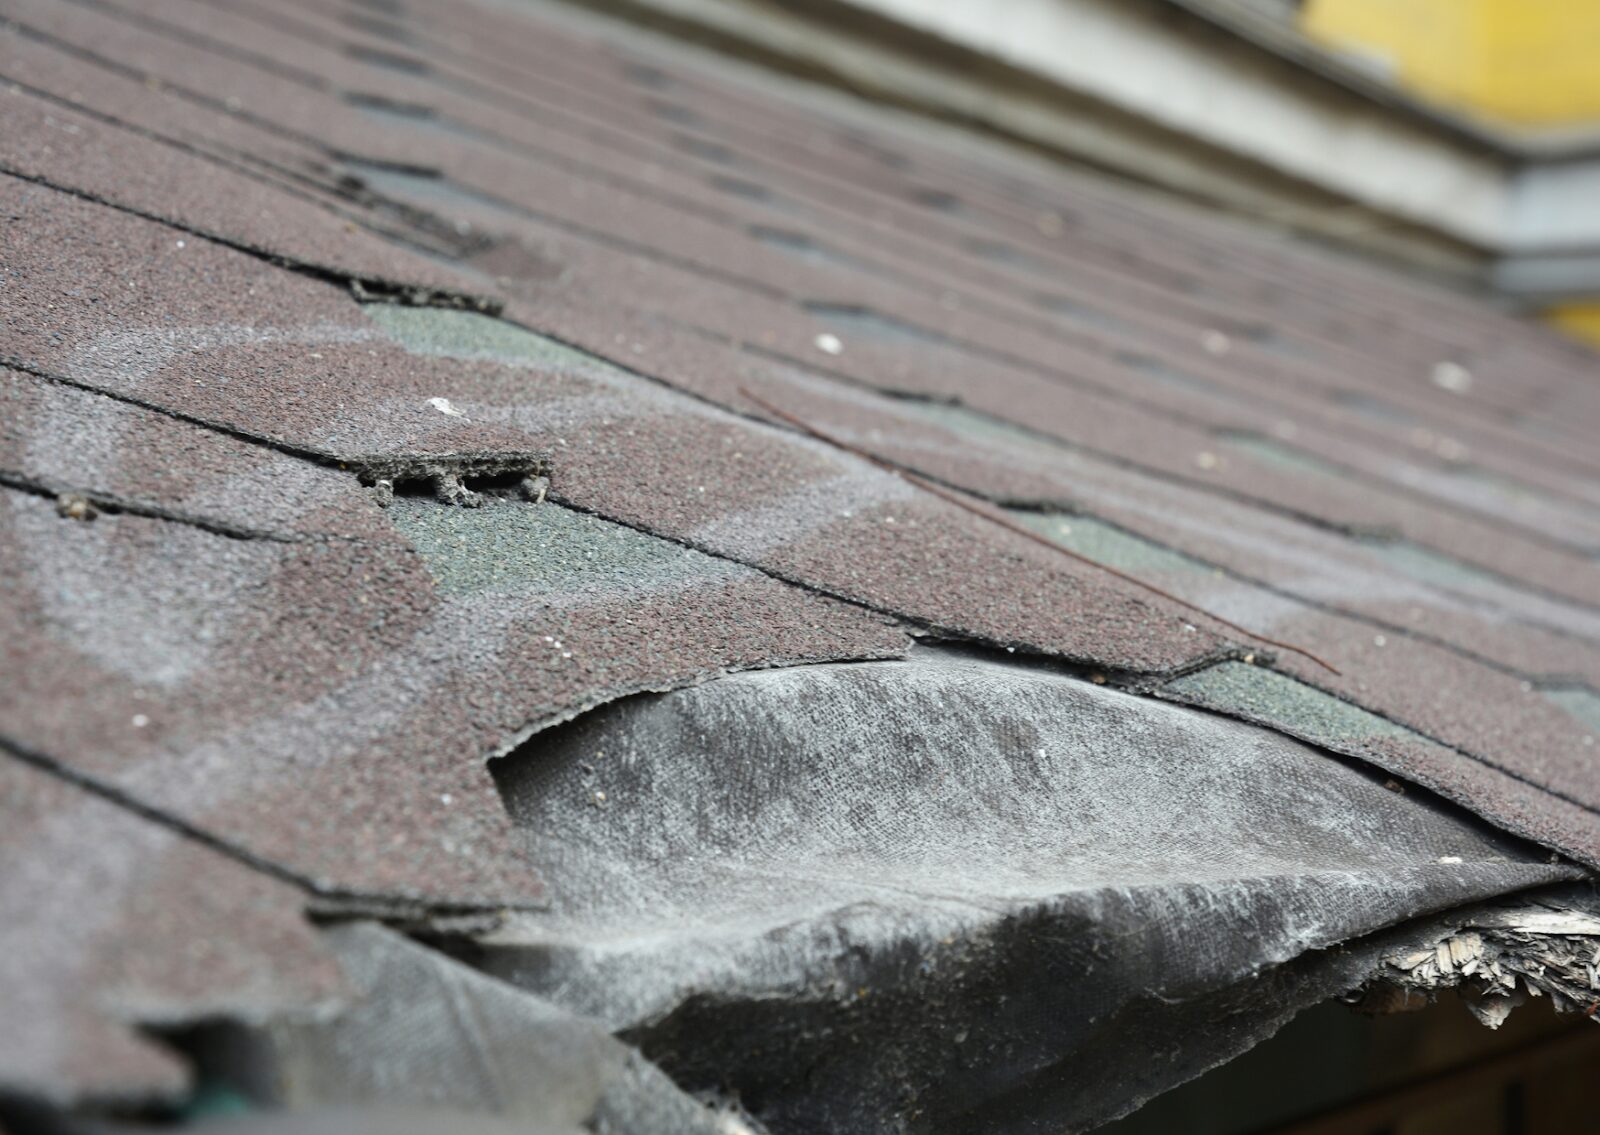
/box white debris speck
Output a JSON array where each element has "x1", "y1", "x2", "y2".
[
  {"x1": 175, "y1": 240, "x2": 186, "y2": 249},
  {"x1": 428, "y1": 397, "x2": 466, "y2": 417},
  {"x1": 440, "y1": 793, "x2": 453, "y2": 805},
  {"x1": 1201, "y1": 330, "x2": 1231, "y2": 356},
  {"x1": 130, "y1": 714, "x2": 150, "y2": 728},
  {"x1": 814, "y1": 332, "x2": 844, "y2": 355},
  {"x1": 1439, "y1": 855, "x2": 1463, "y2": 864},
  {"x1": 1431, "y1": 361, "x2": 1473, "y2": 393},
  {"x1": 1195, "y1": 451, "x2": 1219, "y2": 470},
  {"x1": 1373, "y1": 634, "x2": 1386, "y2": 647}
]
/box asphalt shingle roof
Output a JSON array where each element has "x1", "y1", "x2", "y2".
[{"x1": 2, "y1": 0, "x2": 1599, "y2": 1112}]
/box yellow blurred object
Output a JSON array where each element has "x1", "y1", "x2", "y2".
[
  {"x1": 1303, "y1": 0, "x2": 1600, "y2": 125},
  {"x1": 1545, "y1": 303, "x2": 1600, "y2": 348}
]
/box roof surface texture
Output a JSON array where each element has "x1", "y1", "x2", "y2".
[{"x1": 1, "y1": 0, "x2": 1598, "y2": 1128}]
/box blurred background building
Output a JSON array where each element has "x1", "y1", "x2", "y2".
[{"x1": 602, "y1": 0, "x2": 1600, "y2": 344}]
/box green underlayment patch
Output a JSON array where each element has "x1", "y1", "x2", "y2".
[
  {"x1": 366, "y1": 304, "x2": 602, "y2": 370},
  {"x1": 388, "y1": 497, "x2": 741, "y2": 598},
  {"x1": 1165, "y1": 661, "x2": 1418, "y2": 743}
]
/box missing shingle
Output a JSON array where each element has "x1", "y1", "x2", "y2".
[
  {"x1": 362, "y1": 463, "x2": 550, "y2": 510},
  {"x1": 475, "y1": 649, "x2": 1576, "y2": 1133}
]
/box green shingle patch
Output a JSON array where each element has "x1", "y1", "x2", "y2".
[
  {"x1": 1166, "y1": 661, "x2": 1417, "y2": 743},
  {"x1": 1221, "y1": 431, "x2": 1346, "y2": 479},
  {"x1": 895, "y1": 398, "x2": 1078, "y2": 466},
  {"x1": 1544, "y1": 687, "x2": 1600, "y2": 736},
  {"x1": 389, "y1": 497, "x2": 743, "y2": 598},
  {"x1": 367, "y1": 305, "x2": 603, "y2": 370},
  {"x1": 802, "y1": 302, "x2": 944, "y2": 347},
  {"x1": 1012, "y1": 510, "x2": 1205, "y2": 577},
  {"x1": 1360, "y1": 537, "x2": 1513, "y2": 594}
]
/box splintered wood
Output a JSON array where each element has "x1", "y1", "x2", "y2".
[{"x1": 1369, "y1": 903, "x2": 1600, "y2": 1028}]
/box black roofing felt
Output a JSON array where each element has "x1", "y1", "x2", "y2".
[{"x1": 1, "y1": 0, "x2": 1599, "y2": 1115}]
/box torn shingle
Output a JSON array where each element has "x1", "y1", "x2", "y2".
[{"x1": 479, "y1": 649, "x2": 1582, "y2": 1131}]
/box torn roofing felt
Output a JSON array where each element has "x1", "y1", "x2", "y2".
[
  {"x1": 0, "y1": 0, "x2": 1599, "y2": 1123},
  {"x1": 481, "y1": 650, "x2": 1586, "y2": 1133}
]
